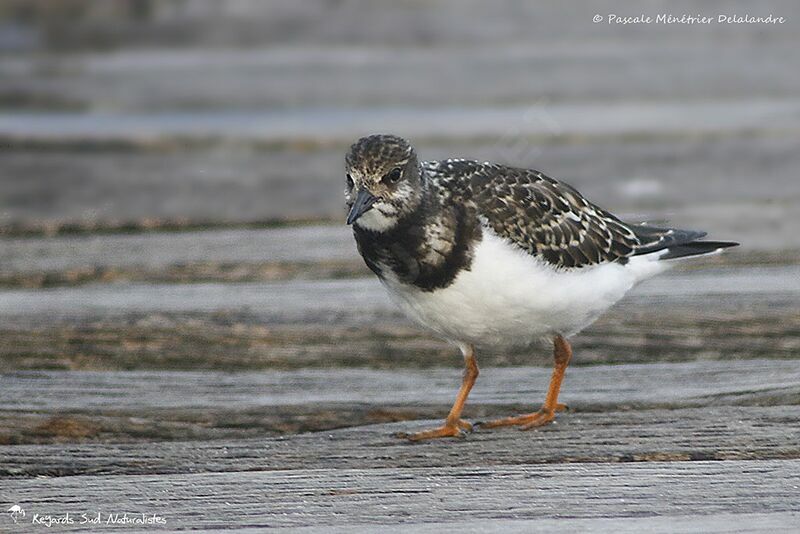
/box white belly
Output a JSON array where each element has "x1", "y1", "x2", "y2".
[{"x1": 382, "y1": 227, "x2": 668, "y2": 348}]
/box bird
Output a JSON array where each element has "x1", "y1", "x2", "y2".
[{"x1": 344, "y1": 134, "x2": 738, "y2": 441}]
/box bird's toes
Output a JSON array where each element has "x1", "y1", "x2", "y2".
[{"x1": 518, "y1": 410, "x2": 557, "y2": 431}]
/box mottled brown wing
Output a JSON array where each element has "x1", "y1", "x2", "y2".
[{"x1": 426, "y1": 160, "x2": 642, "y2": 268}]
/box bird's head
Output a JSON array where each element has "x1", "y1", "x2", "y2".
[{"x1": 344, "y1": 134, "x2": 423, "y2": 232}]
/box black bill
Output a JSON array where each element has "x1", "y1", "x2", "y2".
[{"x1": 346, "y1": 188, "x2": 378, "y2": 225}]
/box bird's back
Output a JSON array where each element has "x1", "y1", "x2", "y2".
[{"x1": 423, "y1": 158, "x2": 737, "y2": 270}]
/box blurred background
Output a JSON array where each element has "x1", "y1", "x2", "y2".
[{"x1": 1, "y1": 0, "x2": 799, "y2": 444}]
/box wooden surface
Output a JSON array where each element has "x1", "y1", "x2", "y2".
[
  {"x1": 4, "y1": 359, "x2": 800, "y2": 413},
  {"x1": 3, "y1": 462, "x2": 800, "y2": 532},
  {"x1": 3, "y1": 359, "x2": 800, "y2": 475},
  {"x1": 2, "y1": 2, "x2": 800, "y2": 531},
  {"x1": 1, "y1": 263, "x2": 798, "y2": 373},
  {"x1": 2, "y1": 359, "x2": 800, "y2": 531}
]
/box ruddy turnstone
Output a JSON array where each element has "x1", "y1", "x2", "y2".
[{"x1": 345, "y1": 134, "x2": 738, "y2": 441}]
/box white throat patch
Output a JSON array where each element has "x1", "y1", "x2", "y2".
[{"x1": 355, "y1": 208, "x2": 398, "y2": 232}]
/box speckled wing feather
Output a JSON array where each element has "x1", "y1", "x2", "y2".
[{"x1": 424, "y1": 159, "x2": 697, "y2": 269}]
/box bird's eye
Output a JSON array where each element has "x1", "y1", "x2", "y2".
[
  {"x1": 382, "y1": 168, "x2": 403, "y2": 184},
  {"x1": 346, "y1": 174, "x2": 354, "y2": 189}
]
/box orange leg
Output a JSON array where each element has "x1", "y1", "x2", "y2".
[
  {"x1": 480, "y1": 335, "x2": 572, "y2": 430},
  {"x1": 398, "y1": 345, "x2": 479, "y2": 441}
]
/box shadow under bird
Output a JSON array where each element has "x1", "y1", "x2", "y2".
[{"x1": 345, "y1": 134, "x2": 738, "y2": 441}]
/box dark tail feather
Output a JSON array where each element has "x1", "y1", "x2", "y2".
[
  {"x1": 659, "y1": 240, "x2": 739, "y2": 260},
  {"x1": 630, "y1": 224, "x2": 739, "y2": 260}
]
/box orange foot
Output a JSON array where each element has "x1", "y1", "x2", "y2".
[
  {"x1": 395, "y1": 419, "x2": 473, "y2": 441},
  {"x1": 478, "y1": 403, "x2": 568, "y2": 430}
]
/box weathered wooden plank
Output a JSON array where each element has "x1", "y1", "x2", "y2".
[
  {"x1": 3, "y1": 100, "x2": 800, "y2": 146},
  {"x1": 0, "y1": 266, "x2": 796, "y2": 326},
  {"x1": 1, "y1": 263, "x2": 798, "y2": 371},
  {"x1": 0, "y1": 223, "x2": 795, "y2": 289},
  {"x1": 3, "y1": 406, "x2": 799, "y2": 478},
  {"x1": 3, "y1": 359, "x2": 800, "y2": 412},
  {"x1": 0, "y1": 227, "x2": 790, "y2": 286},
  {"x1": 2, "y1": 135, "x2": 797, "y2": 245},
  {"x1": 282, "y1": 513, "x2": 800, "y2": 534},
  {"x1": 2, "y1": 358, "x2": 799, "y2": 476},
  {"x1": 6, "y1": 0, "x2": 797, "y2": 53},
  {"x1": 0, "y1": 225, "x2": 367, "y2": 287},
  {"x1": 2, "y1": 301, "x2": 797, "y2": 372},
  {"x1": 285, "y1": 513, "x2": 800, "y2": 534},
  {"x1": 1, "y1": 461, "x2": 799, "y2": 530},
  {"x1": 3, "y1": 34, "x2": 799, "y2": 111},
  {"x1": 0, "y1": 226, "x2": 357, "y2": 273}
]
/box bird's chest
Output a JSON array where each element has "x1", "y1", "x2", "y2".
[{"x1": 353, "y1": 208, "x2": 480, "y2": 292}]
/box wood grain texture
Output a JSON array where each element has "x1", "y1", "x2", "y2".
[
  {"x1": 2, "y1": 133, "x2": 799, "y2": 245},
  {"x1": 2, "y1": 360, "x2": 799, "y2": 478},
  {"x1": 2, "y1": 461, "x2": 799, "y2": 531},
  {"x1": 1, "y1": 265, "x2": 798, "y2": 327},
  {"x1": 4, "y1": 359, "x2": 800, "y2": 412},
  {"x1": 1, "y1": 4, "x2": 798, "y2": 530},
  {"x1": 3, "y1": 406, "x2": 800, "y2": 479}
]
